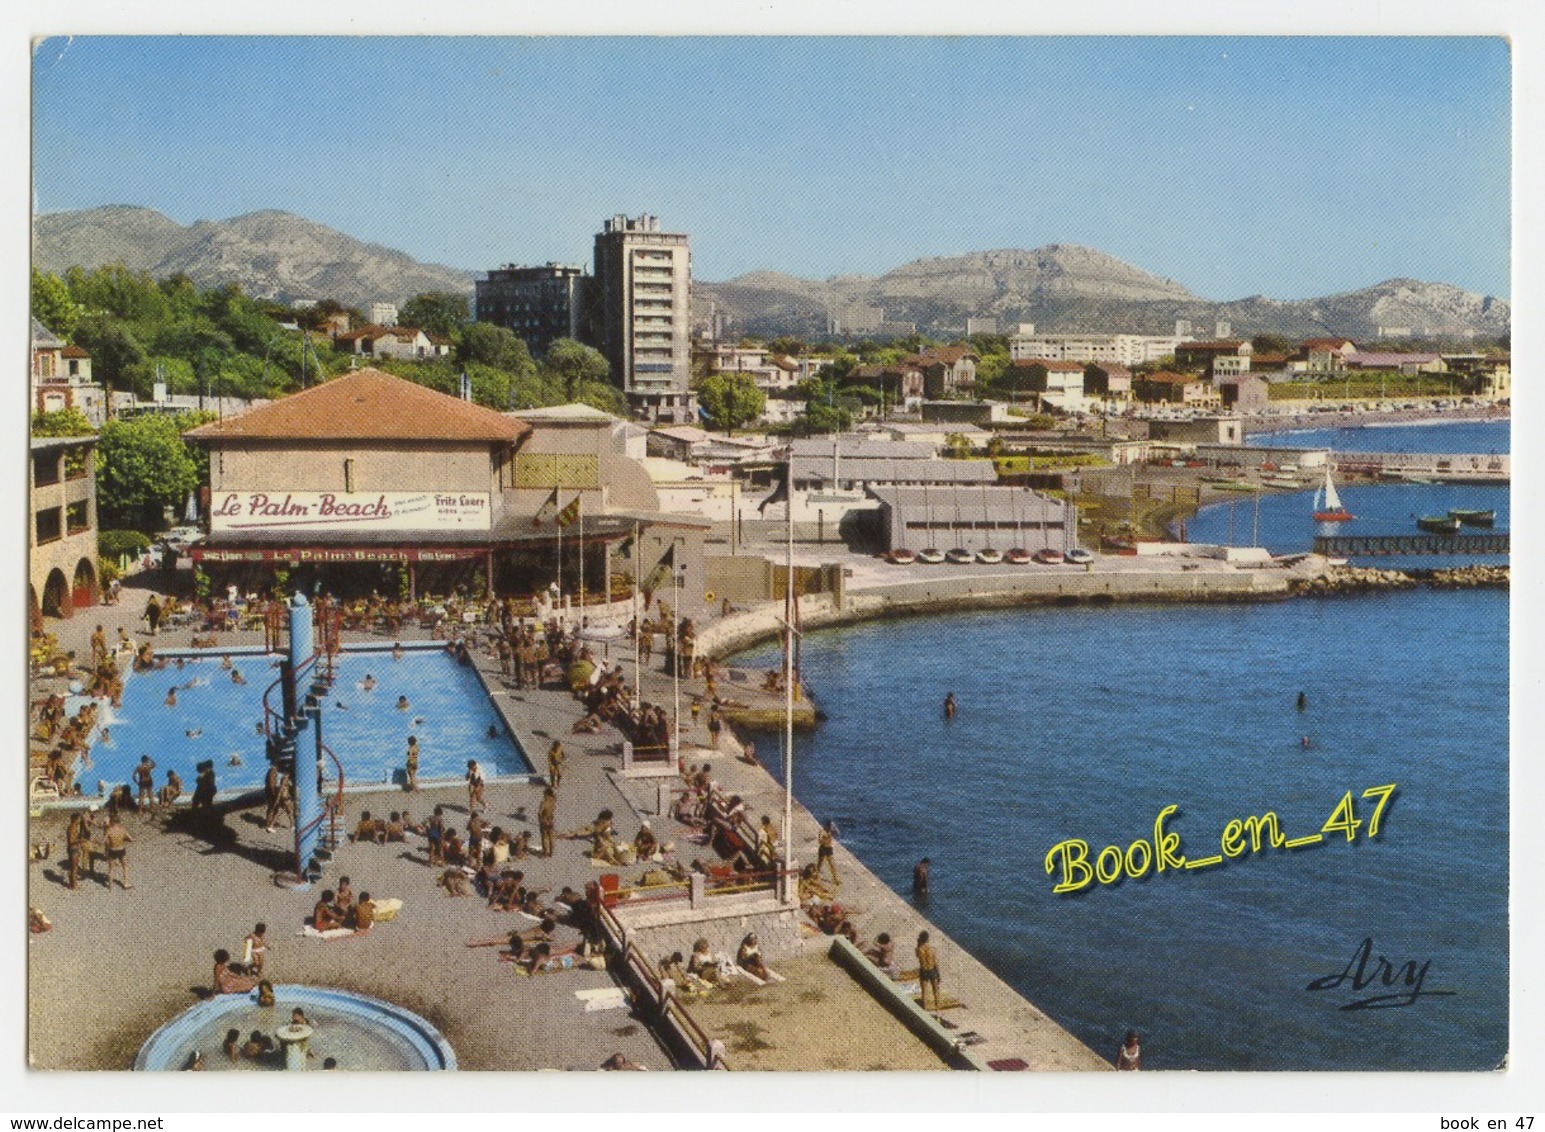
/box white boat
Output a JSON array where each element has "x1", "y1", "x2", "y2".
[{"x1": 1311, "y1": 467, "x2": 1354, "y2": 523}]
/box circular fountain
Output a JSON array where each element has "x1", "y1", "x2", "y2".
[{"x1": 134, "y1": 985, "x2": 455, "y2": 1071}]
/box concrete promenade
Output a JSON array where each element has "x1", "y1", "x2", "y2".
[{"x1": 27, "y1": 573, "x2": 1115, "y2": 1072}]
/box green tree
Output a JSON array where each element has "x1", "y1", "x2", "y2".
[
  {"x1": 68, "y1": 264, "x2": 170, "y2": 324},
  {"x1": 71, "y1": 314, "x2": 147, "y2": 391},
  {"x1": 399, "y1": 292, "x2": 470, "y2": 339},
  {"x1": 768, "y1": 336, "x2": 806, "y2": 357},
  {"x1": 697, "y1": 372, "x2": 766, "y2": 434},
  {"x1": 31, "y1": 408, "x2": 96, "y2": 437},
  {"x1": 458, "y1": 322, "x2": 536, "y2": 375},
  {"x1": 944, "y1": 433, "x2": 973, "y2": 459},
  {"x1": 96, "y1": 414, "x2": 208, "y2": 531},
  {"x1": 32, "y1": 269, "x2": 81, "y2": 336},
  {"x1": 795, "y1": 401, "x2": 852, "y2": 435},
  {"x1": 1251, "y1": 333, "x2": 1292, "y2": 355},
  {"x1": 540, "y1": 338, "x2": 611, "y2": 401}
]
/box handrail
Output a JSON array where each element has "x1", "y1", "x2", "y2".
[
  {"x1": 294, "y1": 742, "x2": 346, "y2": 876},
  {"x1": 590, "y1": 891, "x2": 725, "y2": 1070}
]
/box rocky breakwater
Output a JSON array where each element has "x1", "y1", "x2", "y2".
[
  {"x1": 1293, "y1": 563, "x2": 1509, "y2": 596},
  {"x1": 1292, "y1": 565, "x2": 1418, "y2": 596},
  {"x1": 1412, "y1": 564, "x2": 1510, "y2": 590}
]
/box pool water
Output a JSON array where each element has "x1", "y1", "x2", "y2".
[
  {"x1": 80, "y1": 646, "x2": 530, "y2": 796},
  {"x1": 134, "y1": 985, "x2": 456, "y2": 1071}
]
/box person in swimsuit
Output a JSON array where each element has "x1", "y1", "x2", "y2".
[
  {"x1": 405, "y1": 736, "x2": 419, "y2": 793},
  {"x1": 1116, "y1": 1030, "x2": 1142, "y2": 1070},
  {"x1": 102, "y1": 812, "x2": 133, "y2": 889},
  {"x1": 816, "y1": 820, "x2": 840, "y2": 887},
  {"x1": 916, "y1": 931, "x2": 942, "y2": 1012}
]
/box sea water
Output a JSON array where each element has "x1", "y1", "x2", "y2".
[{"x1": 739, "y1": 422, "x2": 1509, "y2": 1070}]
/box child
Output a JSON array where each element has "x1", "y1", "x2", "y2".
[{"x1": 244, "y1": 923, "x2": 268, "y2": 975}]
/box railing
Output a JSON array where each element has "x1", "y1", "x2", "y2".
[
  {"x1": 1314, "y1": 532, "x2": 1509, "y2": 557},
  {"x1": 295, "y1": 742, "x2": 346, "y2": 877}
]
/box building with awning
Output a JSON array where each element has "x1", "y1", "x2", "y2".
[{"x1": 184, "y1": 369, "x2": 707, "y2": 607}]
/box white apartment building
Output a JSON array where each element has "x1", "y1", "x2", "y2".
[
  {"x1": 1008, "y1": 331, "x2": 1192, "y2": 367},
  {"x1": 593, "y1": 214, "x2": 694, "y2": 424}
]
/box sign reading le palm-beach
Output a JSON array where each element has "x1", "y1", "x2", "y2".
[{"x1": 26, "y1": 36, "x2": 1509, "y2": 1076}]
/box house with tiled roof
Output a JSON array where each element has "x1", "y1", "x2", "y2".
[
  {"x1": 1082, "y1": 362, "x2": 1132, "y2": 401},
  {"x1": 31, "y1": 319, "x2": 109, "y2": 425},
  {"x1": 1133, "y1": 371, "x2": 1219, "y2": 406},
  {"x1": 1174, "y1": 339, "x2": 1252, "y2": 379},
  {"x1": 903, "y1": 346, "x2": 979, "y2": 397},
  {"x1": 1296, "y1": 338, "x2": 1358, "y2": 373},
  {"x1": 333, "y1": 324, "x2": 449, "y2": 360},
  {"x1": 1001, "y1": 359, "x2": 1089, "y2": 411}
]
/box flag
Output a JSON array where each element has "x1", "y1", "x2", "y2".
[
  {"x1": 555, "y1": 494, "x2": 582, "y2": 529},
  {"x1": 641, "y1": 544, "x2": 675, "y2": 602},
  {"x1": 532, "y1": 487, "x2": 559, "y2": 526}
]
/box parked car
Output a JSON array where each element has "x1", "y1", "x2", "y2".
[{"x1": 1065, "y1": 548, "x2": 1095, "y2": 565}]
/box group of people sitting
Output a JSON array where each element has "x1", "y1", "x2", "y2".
[
  {"x1": 559, "y1": 808, "x2": 665, "y2": 867},
  {"x1": 309, "y1": 876, "x2": 383, "y2": 934},
  {"x1": 658, "y1": 932, "x2": 778, "y2": 993}
]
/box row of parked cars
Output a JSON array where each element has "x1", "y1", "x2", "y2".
[{"x1": 887, "y1": 546, "x2": 1095, "y2": 566}]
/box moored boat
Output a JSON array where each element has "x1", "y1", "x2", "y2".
[
  {"x1": 916, "y1": 548, "x2": 946, "y2": 564},
  {"x1": 1005, "y1": 548, "x2": 1033, "y2": 565},
  {"x1": 1448, "y1": 509, "x2": 1496, "y2": 528},
  {"x1": 975, "y1": 547, "x2": 1004, "y2": 565},
  {"x1": 888, "y1": 547, "x2": 917, "y2": 564},
  {"x1": 1417, "y1": 515, "x2": 1462, "y2": 534}
]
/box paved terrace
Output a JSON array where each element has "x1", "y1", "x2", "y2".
[{"x1": 27, "y1": 575, "x2": 1105, "y2": 1072}]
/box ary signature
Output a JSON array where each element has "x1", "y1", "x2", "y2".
[{"x1": 1305, "y1": 937, "x2": 1457, "y2": 1010}]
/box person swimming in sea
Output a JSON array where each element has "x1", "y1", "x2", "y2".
[{"x1": 185, "y1": 728, "x2": 203, "y2": 739}]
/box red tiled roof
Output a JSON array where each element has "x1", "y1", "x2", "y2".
[
  {"x1": 335, "y1": 324, "x2": 426, "y2": 343},
  {"x1": 770, "y1": 355, "x2": 798, "y2": 371},
  {"x1": 905, "y1": 346, "x2": 977, "y2": 366},
  {"x1": 183, "y1": 368, "x2": 531, "y2": 444},
  {"x1": 1085, "y1": 362, "x2": 1131, "y2": 377},
  {"x1": 60, "y1": 345, "x2": 91, "y2": 358},
  {"x1": 1009, "y1": 358, "x2": 1084, "y2": 373}
]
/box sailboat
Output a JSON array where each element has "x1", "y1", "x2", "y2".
[{"x1": 1311, "y1": 466, "x2": 1355, "y2": 523}]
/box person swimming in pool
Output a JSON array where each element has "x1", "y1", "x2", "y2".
[
  {"x1": 392, "y1": 643, "x2": 405, "y2": 661},
  {"x1": 396, "y1": 695, "x2": 410, "y2": 710},
  {"x1": 165, "y1": 688, "x2": 177, "y2": 708},
  {"x1": 185, "y1": 728, "x2": 203, "y2": 739},
  {"x1": 361, "y1": 674, "x2": 377, "y2": 692},
  {"x1": 231, "y1": 669, "x2": 246, "y2": 685}
]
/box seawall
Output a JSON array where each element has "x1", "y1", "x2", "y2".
[{"x1": 699, "y1": 566, "x2": 1293, "y2": 660}]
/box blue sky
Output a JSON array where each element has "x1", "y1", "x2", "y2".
[{"x1": 31, "y1": 36, "x2": 1510, "y2": 299}]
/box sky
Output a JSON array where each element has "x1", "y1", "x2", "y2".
[{"x1": 31, "y1": 36, "x2": 1511, "y2": 300}]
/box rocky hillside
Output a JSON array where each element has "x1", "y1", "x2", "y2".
[
  {"x1": 33, "y1": 206, "x2": 474, "y2": 309},
  {"x1": 36, "y1": 206, "x2": 1507, "y2": 341},
  {"x1": 697, "y1": 246, "x2": 1509, "y2": 341}
]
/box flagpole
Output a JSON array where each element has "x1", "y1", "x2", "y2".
[
  {"x1": 782, "y1": 479, "x2": 795, "y2": 891},
  {"x1": 632, "y1": 520, "x2": 640, "y2": 709},
  {"x1": 671, "y1": 540, "x2": 680, "y2": 755},
  {"x1": 556, "y1": 482, "x2": 563, "y2": 621},
  {"x1": 578, "y1": 495, "x2": 585, "y2": 621}
]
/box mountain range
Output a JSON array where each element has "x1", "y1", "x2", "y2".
[{"x1": 33, "y1": 206, "x2": 1509, "y2": 342}]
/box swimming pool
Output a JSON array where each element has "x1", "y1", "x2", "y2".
[
  {"x1": 134, "y1": 984, "x2": 457, "y2": 1071},
  {"x1": 77, "y1": 645, "x2": 531, "y2": 797}
]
